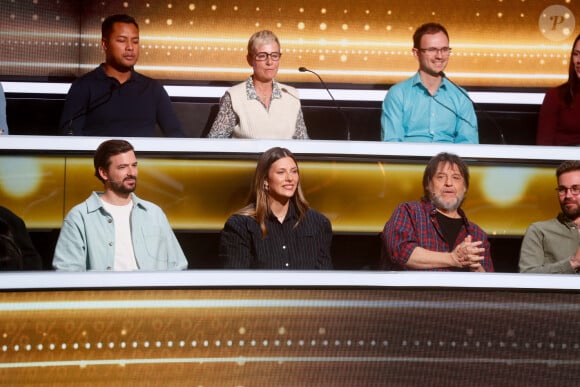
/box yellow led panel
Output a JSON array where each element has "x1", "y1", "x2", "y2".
[{"x1": 0, "y1": 155, "x2": 561, "y2": 236}]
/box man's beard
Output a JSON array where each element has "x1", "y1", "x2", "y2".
[
  {"x1": 430, "y1": 191, "x2": 464, "y2": 212},
  {"x1": 110, "y1": 177, "x2": 137, "y2": 195},
  {"x1": 561, "y1": 199, "x2": 580, "y2": 221}
]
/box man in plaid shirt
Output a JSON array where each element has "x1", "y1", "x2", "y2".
[{"x1": 381, "y1": 152, "x2": 494, "y2": 272}]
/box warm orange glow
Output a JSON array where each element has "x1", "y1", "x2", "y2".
[{"x1": 0, "y1": 1, "x2": 575, "y2": 87}]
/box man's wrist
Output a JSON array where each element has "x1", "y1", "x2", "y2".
[{"x1": 449, "y1": 251, "x2": 461, "y2": 268}]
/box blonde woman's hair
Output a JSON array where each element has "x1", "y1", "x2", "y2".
[{"x1": 247, "y1": 30, "x2": 280, "y2": 57}]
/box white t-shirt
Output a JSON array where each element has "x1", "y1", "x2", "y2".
[{"x1": 102, "y1": 199, "x2": 138, "y2": 271}]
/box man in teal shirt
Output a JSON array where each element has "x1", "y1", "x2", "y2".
[
  {"x1": 381, "y1": 23, "x2": 478, "y2": 143},
  {"x1": 53, "y1": 140, "x2": 188, "y2": 271}
]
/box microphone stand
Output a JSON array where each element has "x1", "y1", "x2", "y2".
[
  {"x1": 440, "y1": 71, "x2": 507, "y2": 145},
  {"x1": 299, "y1": 67, "x2": 351, "y2": 141}
]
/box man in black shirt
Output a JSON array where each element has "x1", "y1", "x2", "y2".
[
  {"x1": 0, "y1": 206, "x2": 43, "y2": 270},
  {"x1": 59, "y1": 14, "x2": 184, "y2": 137}
]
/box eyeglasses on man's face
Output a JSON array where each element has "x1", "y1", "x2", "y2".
[
  {"x1": 254, "y1": 52, "x2": 282, "y2": 61},
  {"x1": 418, "y1": 47, "x2": 452, "y2": 55},
  {"x1": 556, "y1": 185, "x2": 580, "y2": 196}
]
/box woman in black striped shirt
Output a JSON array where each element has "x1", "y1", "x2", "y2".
[{"x1": 219, "y1": 147, "x2": 333, "y2": 269}]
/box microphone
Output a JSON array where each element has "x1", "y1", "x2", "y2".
[
  {"x1": 281, "y1": 87, "x2": 300, "y2": 100},
  {"x1": 61, "y1": 82, "x2": 121, "y2": 135},
  {"x1": 298, "y1": 66, "x2": 351, "y2": 140},
  {"x1": 439, "y1": 71, "x2": 507, "y2": 145}
]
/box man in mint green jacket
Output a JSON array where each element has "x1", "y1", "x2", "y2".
[{"x1": 53, "y1": 140, "x2": 188, "y2": 271}]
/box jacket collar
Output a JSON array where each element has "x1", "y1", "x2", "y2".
[
  {"x1": 86, "y1": 191, "x2": 146, "y2": 213},
  {"x1": 267, "y1": 200, "x2": 298, "y2": 223}
]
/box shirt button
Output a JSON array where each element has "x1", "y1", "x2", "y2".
[
  {"x1": 107, "y1": 218, "x2": 113, "y2": 223},
  {"x1": 109, "y1": 242, "x2": 113, "y2": 246},
  {"x1": 285, "y1": 263, "x2": 289, "y2": 267},
  {"x1": 106, "y1": 266, "x2": 112, "y2": 270},
  {"x1": 282, "y1": 245, "x2": 287, "y2": 250}
]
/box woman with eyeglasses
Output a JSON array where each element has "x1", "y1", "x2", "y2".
[
  {"x1": 207, "y1": 30, "x2": 309, "y2": 139},
  {"x1": 219, "y1": 147, "x2": 332, "y2": 269},
  {"x1": 537, "y1": 33, "x2": 580, "y2": 145}
]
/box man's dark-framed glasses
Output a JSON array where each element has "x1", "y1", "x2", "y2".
[{"x1": 556, "y1": 185, "x2": 580, "y2": 196}]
